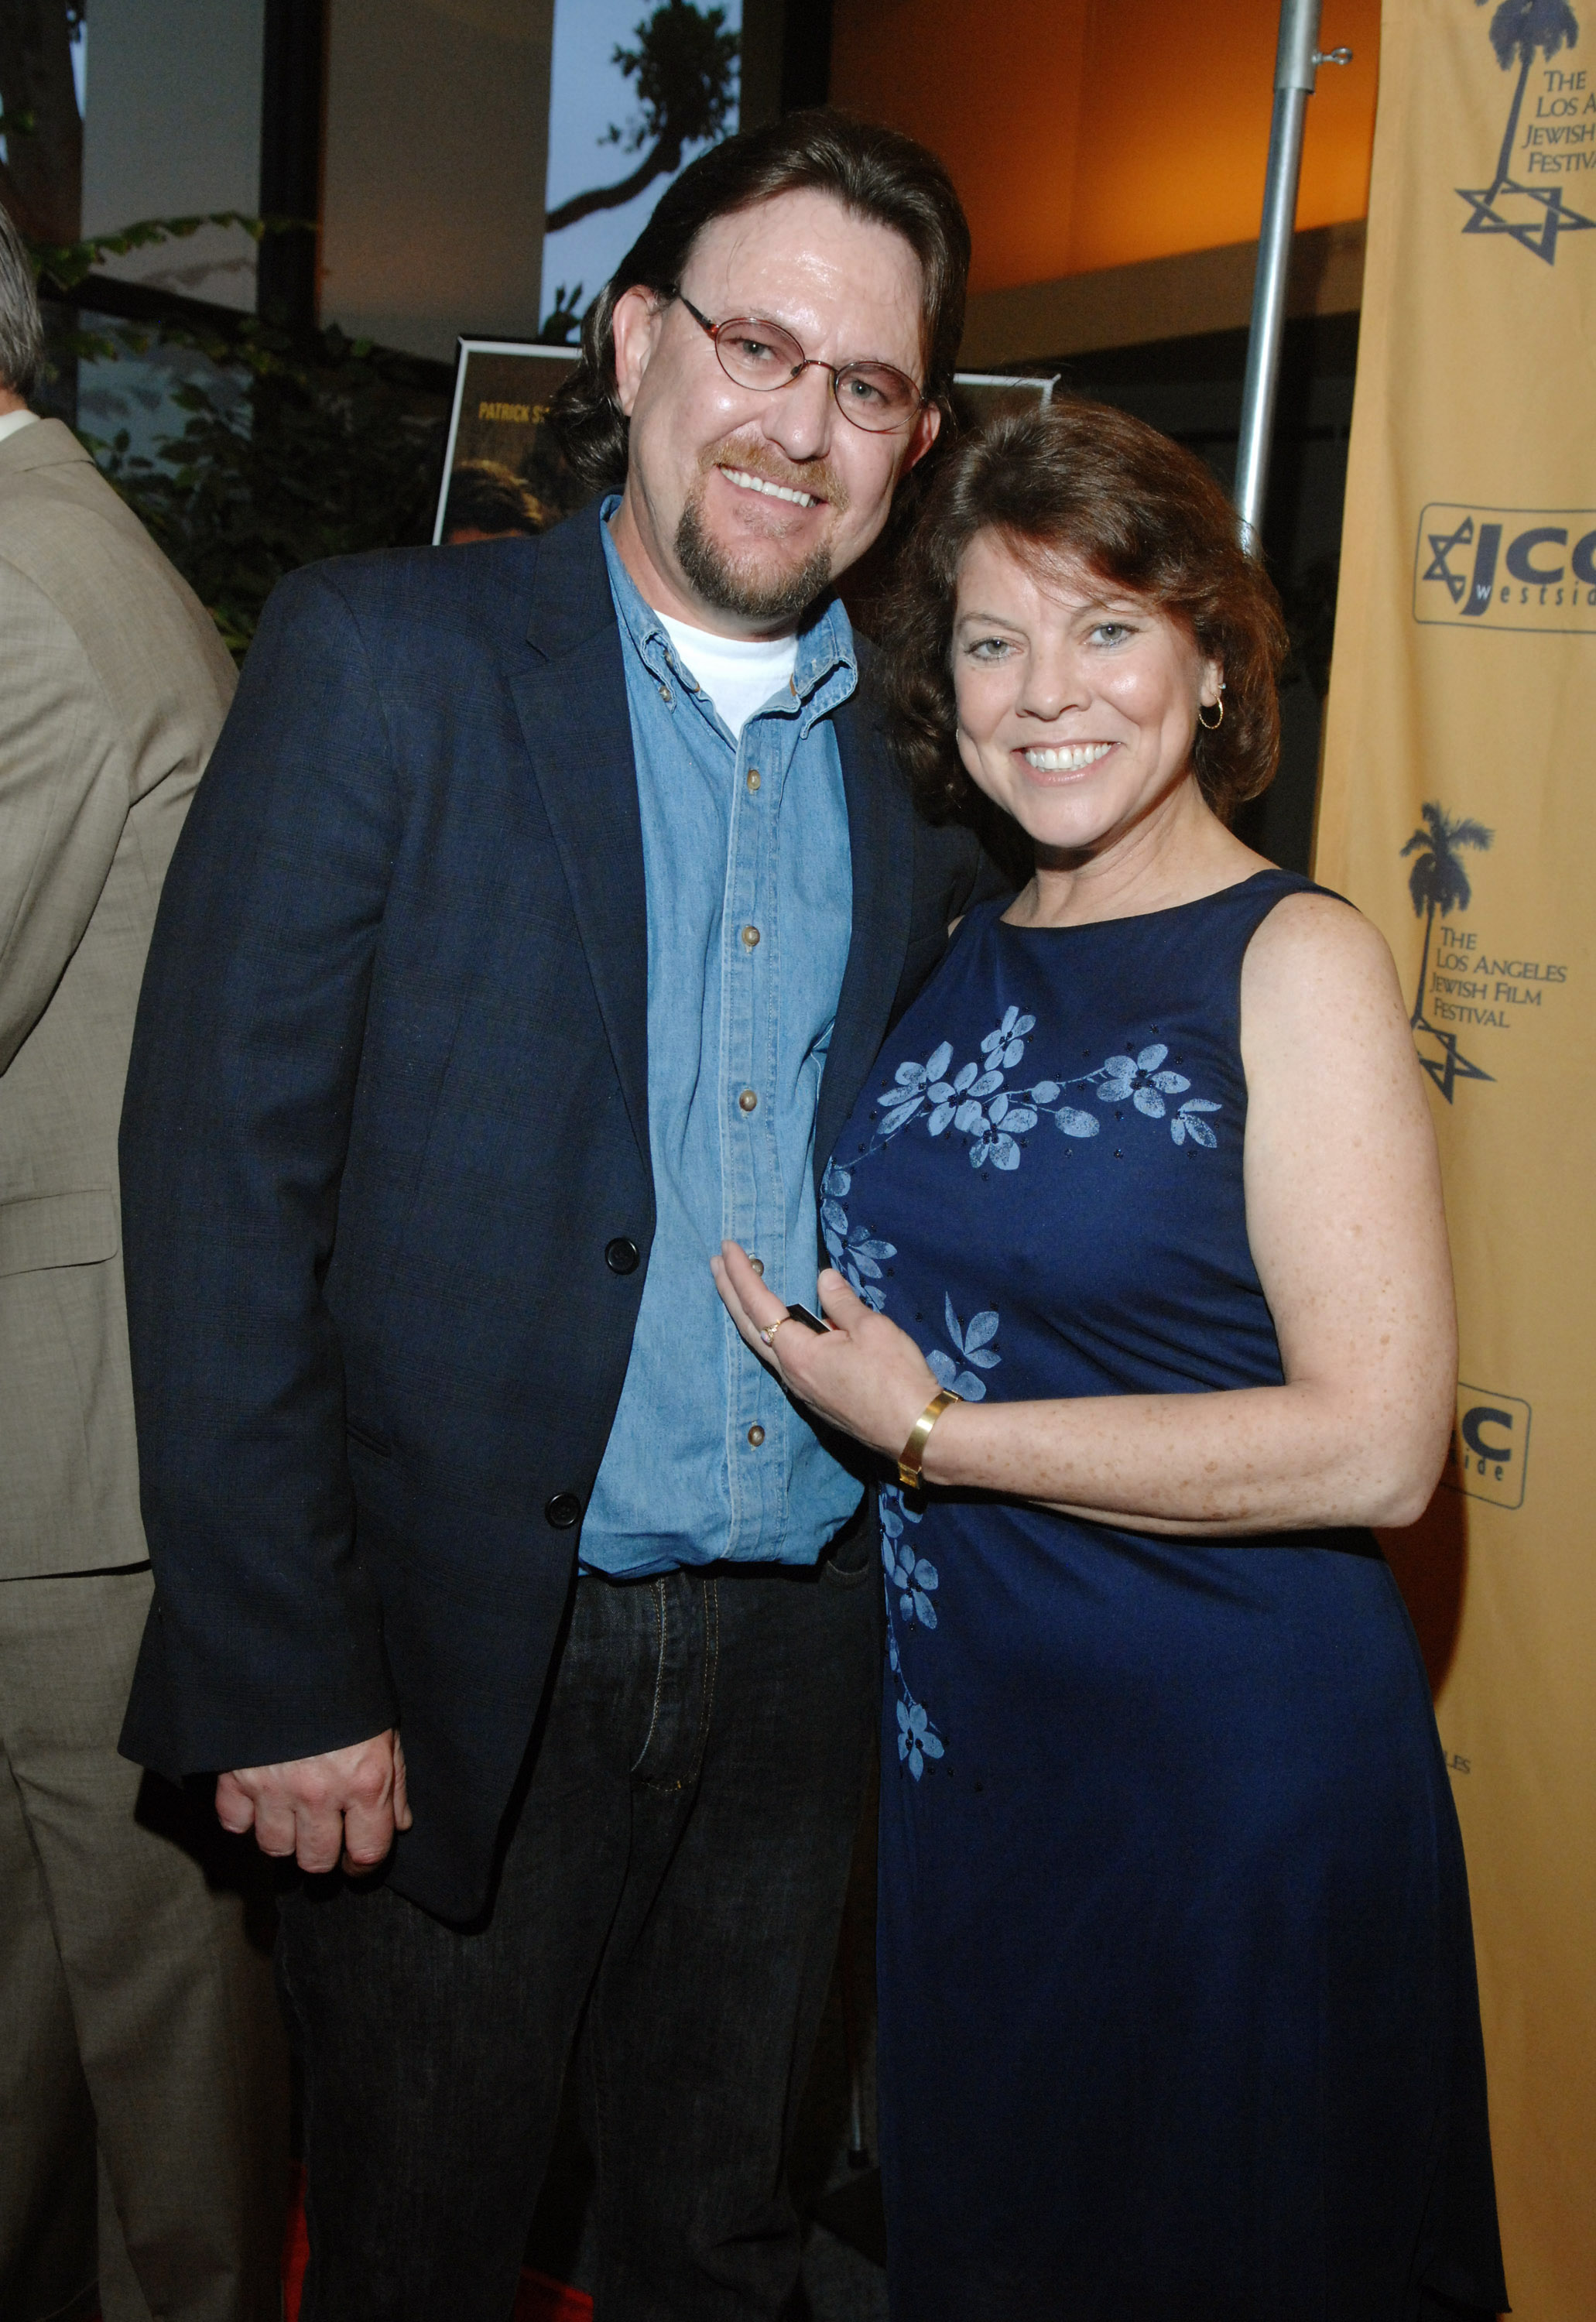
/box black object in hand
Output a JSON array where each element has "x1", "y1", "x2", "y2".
[{"x1": 783, "y1": 1302, "x2": 831, "y2": 1334}]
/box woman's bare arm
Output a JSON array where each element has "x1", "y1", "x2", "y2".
[{"x1": 713, "y1": 895, "x2": 1456, "y2": 1536}]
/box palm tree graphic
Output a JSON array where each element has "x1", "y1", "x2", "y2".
[
  {"x1": 1457, "y1": 0, "x2": 1593, "y2": 260},
  {"x1": 1479, "y1": 0, "x2": 1581, "y2": 198},
  {"x1": 1401, "y1": 803, "x2": 1495, "y2": 1101}
]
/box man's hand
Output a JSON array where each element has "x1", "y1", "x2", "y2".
[{"x1": 216, "y1": 1729, "x2": 412, "y2": 1874}]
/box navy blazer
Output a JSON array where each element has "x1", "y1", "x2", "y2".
[{"x1": 118, "y1": 507, "x2": 997, "y2": 1920}]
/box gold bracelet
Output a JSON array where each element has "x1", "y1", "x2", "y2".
[{"x1": 897, "y1": 1387, "x2": 963, "y2": 1491}]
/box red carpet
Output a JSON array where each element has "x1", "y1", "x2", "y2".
[
  {"x1": 513, "y1": 2271, "x2": 596, "y2": 2320},
  {"x1": 282, "y1": 2166, "x2": 594, "y2": 2320}
]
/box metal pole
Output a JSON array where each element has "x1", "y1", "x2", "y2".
[{"x1": 1234, "y1": 0, "x2": 1351, "y2": 551}]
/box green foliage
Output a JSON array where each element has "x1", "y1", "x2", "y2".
[
  {"x1": 81, "y1": 312, "x2": 447, "y2": 660},
  {"x1": 22, "y1": 210, "x2": 454, "y2": 659},
  {"x1": 29, "y1": 211, "x2": 277, "y2": 295}
]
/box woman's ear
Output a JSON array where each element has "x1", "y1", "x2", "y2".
[{"x1": 1199, "y1": 656, "x2": 1225, "y2": 711}]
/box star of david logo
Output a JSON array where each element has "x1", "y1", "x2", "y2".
[
  {"x1": 1412, "y1": 1017, "x2": 1495, "y2": 1104},
  {"x1": 1422, "y1": 515, "x2": 1474, "y2": 604},
  {"x1": 1456, "y1": 178, "x2": 1596, "y2": 264}
]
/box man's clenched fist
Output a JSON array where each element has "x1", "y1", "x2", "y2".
[{"x1": 216, "y1": 1728, "x2": 412, "y2": 1873}]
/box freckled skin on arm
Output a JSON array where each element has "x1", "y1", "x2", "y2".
[{"x1": 714, "y1": 896, "x2": 1457, "y2": 1536}]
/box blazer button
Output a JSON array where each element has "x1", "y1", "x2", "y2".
[
  {"x1": 544, "y1": 1491, "x2": 583, "y2": 1529},
  {"x1": 604, "y1": 1236, "x2": 640, "y2": 1274}
]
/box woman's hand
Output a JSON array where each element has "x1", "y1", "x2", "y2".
[
  {"x1": 711, "y1": 1241, "x2": 941, "y2": 1460},
  {"x1": 715, "y1": 892, "x2": 1454, "y2": 1538}
]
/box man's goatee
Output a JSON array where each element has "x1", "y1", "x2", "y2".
[{"x1": 675, "y1": 496, "x2": 834, "y2": 624}]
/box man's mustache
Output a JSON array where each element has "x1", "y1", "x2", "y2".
[{"x1": 697, "y1": 433, "x2": 849, "y2": 513}]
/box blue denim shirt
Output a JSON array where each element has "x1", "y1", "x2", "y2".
[{"x1": 580, "y1": 508, "x2": 865, "y2": 1577}]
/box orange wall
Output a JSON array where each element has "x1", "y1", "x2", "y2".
[{"x1": 830, "y1": 0, "x2": 1381, "y2": 296}]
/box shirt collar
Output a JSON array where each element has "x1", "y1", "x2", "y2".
[{"x1": 598, "y1": 495, "x2": 856, "y2": 711}]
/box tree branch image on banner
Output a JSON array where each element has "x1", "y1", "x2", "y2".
[
  {"x1": 1316, "y1": 3, "x2": 1595, "y2": 2311},
  {"x1": 537, "y1": 2, "x2": 741, "y2": 345}
]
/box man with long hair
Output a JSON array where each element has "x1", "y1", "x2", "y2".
[{"x1": 118, "y1": 112, "x2": 995, "y2": 2320}]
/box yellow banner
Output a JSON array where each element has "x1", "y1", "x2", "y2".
[{"x1": 1316, "y1": 2, "x2": 1596, "y2": 2311}]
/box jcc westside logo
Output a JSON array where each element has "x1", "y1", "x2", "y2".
[{"x1": 1415, "y1": 503, "x2": 1596, "y2": 632}]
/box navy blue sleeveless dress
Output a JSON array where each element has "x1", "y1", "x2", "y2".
[{"x1": 826, "y1": 872, "x2": 1505, "y2": 2322}]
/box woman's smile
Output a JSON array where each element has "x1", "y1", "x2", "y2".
[
  {"x1": 950, "y1": 529, "x2": 1224, "y2": 882},
  {"x1": 1019, "y1": 741, "x2": 1118, "y2": 775}
]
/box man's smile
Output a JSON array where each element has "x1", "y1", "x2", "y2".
[{"x1": 717, "y1": 463, "x2": 822, "y2": 509}]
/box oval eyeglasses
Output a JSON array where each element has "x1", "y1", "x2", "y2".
[{"x1": 671, "y1": 291, "x2": 926, "y2": 434}]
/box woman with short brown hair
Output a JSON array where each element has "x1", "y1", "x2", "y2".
[
  {"x1": 714, "y1": 402, "x2": 1505, "y2": 2319},
  {"x1": 883, "y1": 397, "x2": 1286, "y2": 825}
]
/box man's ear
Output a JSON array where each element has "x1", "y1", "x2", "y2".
[
  {"x1": 900, "y1": 399, "x2": 943, "y2": 479},
  {"x1": 611, "y1": 286, "x2": 670, "y2": 419}
]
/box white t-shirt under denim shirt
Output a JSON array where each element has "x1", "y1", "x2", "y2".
[{"x1": 657, "y1": 614, "x2": 800, "y2": 743}]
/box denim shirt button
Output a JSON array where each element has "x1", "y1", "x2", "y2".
[
  {"x1": 582, "y1": 513, "x2": 858, "y2": 1577},
  {"x1": 747, "y1": 1426, "x2": 765, "y2": 1447}
]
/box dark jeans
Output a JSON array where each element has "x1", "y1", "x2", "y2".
[{"x1": 276, "y1": 1520, "x2": 878, "y2": 2322}]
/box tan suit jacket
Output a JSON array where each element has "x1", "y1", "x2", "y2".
[{"x1": 0, "y1": 418, "x2": 235, "y2": 1579}]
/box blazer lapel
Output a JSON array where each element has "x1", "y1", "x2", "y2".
[
  {"x1": 816, "y1": 685, "x2": 914, "y2": 1192},
  {"x1": 507, "y1": 515, "x2": 651, "y2": 1170},
  {"x1": 506, "y1": 522, "x2": 916, "y2": 1195}
]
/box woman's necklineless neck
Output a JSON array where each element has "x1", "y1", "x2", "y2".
[{"x1": 999, "y1": 865, "x2": 1280, "y2": 932}]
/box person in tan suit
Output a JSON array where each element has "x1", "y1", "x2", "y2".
[{"x1": 0, "y1": 210, "x2": 287, "y2": 2322}]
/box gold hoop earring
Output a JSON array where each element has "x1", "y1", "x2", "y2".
[{"x1": 1197, "y1": 697, "x2": 1224, "y2": 731}]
